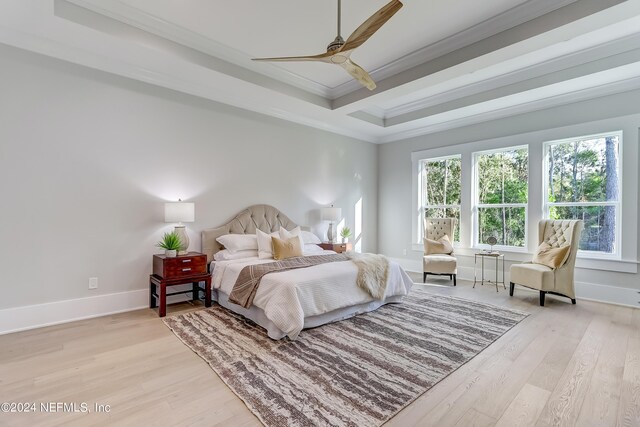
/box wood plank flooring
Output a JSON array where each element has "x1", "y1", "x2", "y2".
[{"x1": 0, "y1": 276, "x2": 638, "y2": 427}]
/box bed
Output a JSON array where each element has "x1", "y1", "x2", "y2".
[{"x1": 201, "y1": 204, "x2": 413, "y2": 340}]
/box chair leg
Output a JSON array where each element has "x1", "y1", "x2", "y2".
[
  {"x1": 453, "y1": 274, "x2": 457, "y2": 286},
  {"x1": 540, "y1": 291, "x2": 546, "y2": 307},
  {"x1": 423, "y1": 272, "x2": 427, "y2": 283},
  {"x1": 509, "y1": 282, "x2": 514, "y2": 297},
  {"x1": 571, "y1": 298, "x2": 577, "y2": 305}
]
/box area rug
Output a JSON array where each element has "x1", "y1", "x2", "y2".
[{"x1": 163, "y1": 287, "x2": 528, "y2": 427}]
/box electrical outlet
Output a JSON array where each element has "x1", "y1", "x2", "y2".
[
  {"x1": 89, "y1": 277, "x2": 98, "y2": 290},
  {"x1": 403, "y1": 249, "x2": 407, "y2": 256}
]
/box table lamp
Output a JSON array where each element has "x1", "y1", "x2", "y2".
[
  {"x1": 321, "y1": 205, "x2": 342, "y2": 243},
  {"x1": 165, "y1": 199, "x2": 195, "y2": 255}
]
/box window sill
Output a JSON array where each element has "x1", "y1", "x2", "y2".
[{"x1": 412, "y1": 244, "x2": 638, "y2": 273}]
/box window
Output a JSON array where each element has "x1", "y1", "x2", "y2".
[
  {"x1": 544, "y1": 132, "x2": 622, "y2": 255},
  {"x1": 419, "y1": 155, "x2": 461, "y2": 241},
  {"x1": 474, "y1": 146, "x2": 528, "y2": 248}
]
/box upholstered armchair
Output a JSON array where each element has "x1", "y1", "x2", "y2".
[
  {"x1": 510, "y1": 219, "x2": 584, "y2": 306},
  {"x1": 423, "y1": 218, "x2": 457, "y2": 286}
]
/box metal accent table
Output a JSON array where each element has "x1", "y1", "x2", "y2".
[{"x1": 473, "y1": 252, "x2": 506, "y2": 292}]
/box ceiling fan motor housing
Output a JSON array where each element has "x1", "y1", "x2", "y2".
[{"x1": 327, "y1": 36, "x2": 345, "y2": 52}]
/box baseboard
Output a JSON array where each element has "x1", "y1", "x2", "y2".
[
  {"x1": 3, "y1": 262, "x2": 638, "y2": 336},
  {"x1": 0, "y1": 287, "x2": 191, "y2": 336},
  {"x1": 571, "y1": 281, "x2": 640, "y2": 308},
  {"x1": 391, "y1": 257, "x2": 640, "y2": 309}
]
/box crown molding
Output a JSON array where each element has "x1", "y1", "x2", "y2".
[
  {"x1": 0, "y1": 22, "x2": 378, "y2": 144},
  {"x1": 380, "y1": 32, "x2": 640, "y2": 122},
  {"x1": 377, "y1": 74, "x2": 640, "y2": 143},
  {"x1": 4, "y1": 0, "x2": 638, "y2": 146},
  {"x1": 64, "y1": 0, "x2": 334, "y2": 98},
  {"x1": 327, "y1": 0, "x2": 579, "y2": 98},
  {"x1": 66, "y1": 0, "x2": 578, "y2": 101}
]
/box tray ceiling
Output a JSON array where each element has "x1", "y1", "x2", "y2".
[
  {"x1": 1, "y1": 0, "x2": 639, "y2": 143},
  {"x1": 114, "y1": 0, "x2": 531, "y2": 89}
]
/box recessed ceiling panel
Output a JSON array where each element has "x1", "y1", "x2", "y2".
[{"x1": 118, "y1": 0, "x2": 531, "y2": 88}]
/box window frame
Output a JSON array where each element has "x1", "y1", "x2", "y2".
[
  {"x1": 542, "y1": 131, "x2": 623, "y2": 260},
  {"x1": 417, "y1": 154, "x2": 462, "y2": 244},
  {"x1": 472, "y1": 145, "x2": 529, "y2": 252}
]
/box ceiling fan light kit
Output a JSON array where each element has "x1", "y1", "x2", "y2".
[{"x1": 253, "y1": 0, "x2": 403, "y2": 91}]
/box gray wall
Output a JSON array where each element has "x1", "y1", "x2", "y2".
[
  {"x1": 0, "y1": 45, "x2": 378, "y2": 310},
  {"x1": 378, "y1": 90, "x2": 640, "y2": 293}
]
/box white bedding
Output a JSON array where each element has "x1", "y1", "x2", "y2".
[{"x1": 210, "y1": 252, "x2": 413, "y2": 339}]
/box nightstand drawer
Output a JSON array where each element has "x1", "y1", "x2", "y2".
[{"x1": 153, "y1": 253, "x2": 207, "y2": 278}]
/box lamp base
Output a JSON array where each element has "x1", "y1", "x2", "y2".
[
  {"x1": 326, "y1": 222, "x2": 335, "y2": 244},
  {"x1": 174, "y1": 225, "x2": 190, "y2": 255}
]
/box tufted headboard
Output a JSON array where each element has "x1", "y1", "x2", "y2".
[{"x1": 201, "y1": 204, "x2": 305, "y2": 263}]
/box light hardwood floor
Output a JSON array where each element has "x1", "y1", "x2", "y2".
[{"x1": 1, "y1": 276, "x2": 638, "y2": 427}]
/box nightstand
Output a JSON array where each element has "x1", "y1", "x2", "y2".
[
  {"x1": 318, "y1": 242, "x2": 353, "y2": 253},
  {"x1": 150, "y1": 252, "x2": 211, "y2": 317}
]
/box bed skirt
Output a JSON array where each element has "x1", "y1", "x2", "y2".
[{"x1": 213, "y1": 289, "x2": 405, "y2": 340}]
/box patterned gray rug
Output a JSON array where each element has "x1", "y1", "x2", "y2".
[{"x1": 164, "y1": 287, "x2": 528, "y2": 427}]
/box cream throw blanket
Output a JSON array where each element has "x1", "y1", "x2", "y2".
[{"x1": 346, "y1": 252, "x2": 390, "y2": 300}]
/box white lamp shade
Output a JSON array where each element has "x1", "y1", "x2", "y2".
[
  {"x1": 165, "y1": 202, "x2": 195, "y2": 223},
  {"x1": 321, "y1": 207, "x2": 341, "y2": 222}
]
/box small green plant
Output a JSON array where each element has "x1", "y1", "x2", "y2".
[
  {"x1": 157, "y1": 231, "x2": 182, "y2": 251},
  {"x1": 340, "y1": 226, "x2": 352, "y2": 239}
]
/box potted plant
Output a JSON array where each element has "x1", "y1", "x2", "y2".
[
  {"x1": 339, "y1": 226, "x2": 352, "y2": 244},
  {"x1": 157, "y1": 231, "x2": 182, "y2": 257}
]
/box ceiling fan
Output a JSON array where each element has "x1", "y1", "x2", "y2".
[{"x1": 252, "y1": 0, "x2": 403, "y2": 91}]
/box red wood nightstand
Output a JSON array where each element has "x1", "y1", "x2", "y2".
[
  {"x1": 149, "y1": 252, "x2": 211, "y2": 317},
  {"x1": 318, "y1": 243, "x2": 353, "y2": 253}
]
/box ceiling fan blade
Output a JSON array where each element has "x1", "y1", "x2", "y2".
[
  {"x1": 340, "y1": 0, "x2": 403, "y2": 53},
  {"x1": 252, "y1": 52, "x2": 333, "y2": 63},
  {"x1": 339, "y1": 58, "x2": 376, "y2": 90}
]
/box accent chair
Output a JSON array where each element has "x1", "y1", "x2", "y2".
[
  {"x1": 423, "y1": 218, "x2": 457, "y2": 286},
  {"x1": 510, "y1": 219, "x2": 584, "y2": 306}
]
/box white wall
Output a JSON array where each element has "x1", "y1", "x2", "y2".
[
  {"x1": 0, "y1": 45, "x2": 378, "y2": 316},
  {"x1": 378, "y1": 90, "x2": 640, "y2": 306}
]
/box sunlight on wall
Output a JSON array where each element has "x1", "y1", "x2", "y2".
[
  {"x1": 336, "y1": 218, "x2": 345, "y2": 243},
  {"x1": 298, "y1": 151, "x2": 340, "y2": 205},
  {"x1": 355, "y1": 197, "x2": 362, "y2": 253}
]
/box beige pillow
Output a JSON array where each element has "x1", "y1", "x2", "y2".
[
  {"x1": 424, "y1": 234, "x2": 453, "y2": 255},
  {"x1": 533, "y1": 242, "x2": 571, "y2": 269},
  {"x1": 272, "y1": 236, "x2": 303, "y2": 260}
]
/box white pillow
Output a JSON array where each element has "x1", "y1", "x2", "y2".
[
  {"x1": 256, "y1": 229, "x2": 279, "y2": 259},
  {"x1": 214, "y1": 249, "x2": 259, "y2": 261},
  {"x1": 302, "y1": 244, "x2": 324, "y2": 255},
  {"x1": 279, "y1": 227, "x2": 305, "y2": 251},
  {"x1": 216, "y1": 234, "x2": 258, "y2": 253},
  {"x1": 300, "y1": 230, "x2": 322, "y2": 244}
]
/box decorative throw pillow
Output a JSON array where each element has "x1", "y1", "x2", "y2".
[
  {"x1": 302, "y1": 244, "x2": 324, "y2": 255},
  {"x1": 256, "y1": 229, "x2": 280, "y2": 259},
  {"x1": 215, "y1": 234, "x2": 258, "y2": 253},
  {"x1": 533, "y1": 242, "x2": 571, "y2": 269},
  {"x1": 279, "y1": 227, "x2": 305, "y2": 250},
  {"x1": 424, "y1": 234, "x2": 454, "y2": 255},
  {"x1": 272, "y1": 236, "x2": 303, "y2": 260},
  {"x1": 213, "y1": 249, "x2": 259, "y2": 261},
  {"x1": 300, "y1": 230, "x2": 322, "y2": 244}
]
